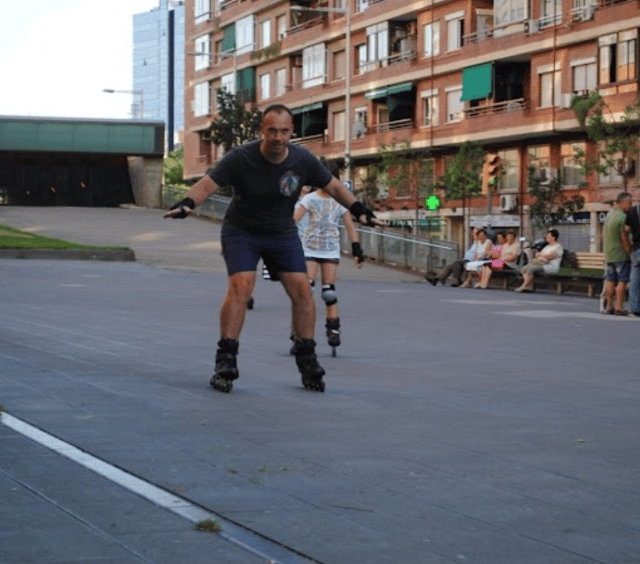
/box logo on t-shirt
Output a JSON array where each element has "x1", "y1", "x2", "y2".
[{"x1": 279, "y1": 171, "x2": 300, "y2": 197}]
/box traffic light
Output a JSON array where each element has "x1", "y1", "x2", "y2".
[{"x1": 482, "y1": 153, "x2": 500, "y2": 194}]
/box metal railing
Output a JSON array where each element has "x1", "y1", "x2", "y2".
[{"x1": 183, "y1": 194, "x2": 459, "y2": 275}]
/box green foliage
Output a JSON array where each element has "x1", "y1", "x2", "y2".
[
  {"x1": 208, "y1": 89, "x2": 262, "y2": 154},
  {"x1": 436, "y1": 141, "x2": 485, "y2": 200},
  {"x1": 368, "y1": 140, "x2": 434, "y2": 202},
  {"x1": 163, "y1": 147, "x2": 187, "y2": 187},
  {"x1": 527, "y1": 166, "x2": 584, "y2": 227},
  {"x1": 194, "y1": 519, "x2": 222, "y2": 533},
  {"x1": 571, "y1": 92, "x2": 640, "y2": 189}
]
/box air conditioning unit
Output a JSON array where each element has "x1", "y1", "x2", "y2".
[
  {"x1": 500, "y1": 194, "x2": 517, "y2": 212},
  {"x1": 524, "y1": 19, "x2": 539, "y2": 34},
  {"x1": 580, "y1": 4, "x2": 596, "y2": 20}
]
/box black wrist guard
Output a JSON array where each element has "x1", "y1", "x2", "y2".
[
  {"x1": 170, "y1": 197, "x2": 196, "y2": 219},
  {"x1": 349, "y1": 201, "x2": 376, "y2": 226},
  {"x1": 351, "y1": 242, "x2": 365, "y2": 263}
]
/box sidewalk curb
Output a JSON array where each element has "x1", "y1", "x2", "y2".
[{"x1": 0, "y1": 248, "x2": 136, "y2": 261}]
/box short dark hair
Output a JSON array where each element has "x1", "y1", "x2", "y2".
[
  {"x1": 477, "y1": 228, "x2": 486, "y2": 236},
  {"x1": 262, "y1": 104, "x2": 293, "y2": 121},
  {"x1": 547, "y1": 228, "x2": 559, "y2": 240},
  {"x1": 617, "y1": 191, "x2": 632, "y2": 204},
  {"x1": 506, "y1": 230, "x2": 516, "y2": 237}
]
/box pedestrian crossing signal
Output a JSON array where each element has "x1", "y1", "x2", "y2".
[{"x1": 482, "y1": 153, "x2": 500, "y2": 195}]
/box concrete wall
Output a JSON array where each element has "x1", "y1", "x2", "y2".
[{"x1": 128, "y1": 157, "x2": 163, "y2": 208}]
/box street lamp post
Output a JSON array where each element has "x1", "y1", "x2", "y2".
[
  {"x1": 290, "y1": 3, "x2": 352, "y2": 183},
  {"x1": 102, "y1": 88, "x2": 144, "y2": 119}
]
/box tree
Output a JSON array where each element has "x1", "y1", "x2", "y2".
[
  {"x1": 436, "y1": 141, "x2": 485, "y2": 201},
  {"x1": 527, "y1": 165, "x2": 584, "y2": 228},
  {"x1": 436, "y1": 141, "x2": 485, "y2": 242},
  {"x1": 371, "y1": 141, "x2": 434, "y2": 234},
  {"x1": 163, "y1": 147, "x2": 187, "y2": 187},
  {"x1": 208, "y1": 89, "x2": 262, "y2": 154},
  {"x1": 571, "y1": 91, "x2": 640, "y2": 190}
]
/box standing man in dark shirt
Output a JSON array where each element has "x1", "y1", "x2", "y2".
[
  {"x1": 165, "y1": 104, "x2": 383, "y2": 392},
  {"x1": 625, "y1": 199, "x2": 640, "y2": 317}
]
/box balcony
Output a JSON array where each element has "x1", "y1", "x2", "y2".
[{"x1": 464, "y1": 98, "x2": 527, "y2": 118}]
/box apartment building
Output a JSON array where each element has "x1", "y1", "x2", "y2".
[{"x1": 183, "y1": 0, "x2": 640, "y2": 251}]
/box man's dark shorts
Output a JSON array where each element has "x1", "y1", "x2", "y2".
[
  {"x1": 606, "y1": 261, "x2": 631, "y2": 283},
  {"x1": 221, "y1": 224, "x2": 307, "y2": 276}
]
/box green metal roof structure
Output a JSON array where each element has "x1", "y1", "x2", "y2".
[{"x1": 0, "y1": 116, "x2": 164, "y2": 157}]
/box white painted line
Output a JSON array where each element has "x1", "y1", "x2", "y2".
[
  {"x1": 497, "y1": 310, "x2": 638, "y2": 320},
  {"x1": 1, "y1": 412, "x2": 318, "y2": 564}
]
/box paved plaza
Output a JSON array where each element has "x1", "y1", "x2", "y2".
[{"x1": 0, "y1": 207, "x2": 638, "y2": 563}]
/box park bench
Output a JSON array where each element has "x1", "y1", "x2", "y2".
[{"x1": 489, "y1": 251, "x2": 604, "y2": 297}]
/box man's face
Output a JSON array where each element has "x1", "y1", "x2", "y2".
[
  {"x1": 261, "y1": 110, "x2": 293, "y2": 160},
  {"x1": 620, "y1": 198, "x2": 632, "y2": 213}
]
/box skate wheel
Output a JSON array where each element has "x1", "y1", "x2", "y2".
[
  {"x1": 303, "y1": 379, "x2": 325, "y2": 392},
  {"x1": 210, "y1": 376, "x2": 233, "y2": 393}
]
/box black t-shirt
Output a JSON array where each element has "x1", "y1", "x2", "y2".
[
  {"x1": 208, "y1": 140, "x2": 333, "y2": 235},
  {"x1": 625, "y1": 204, "x2": 640, "y2": 250}
]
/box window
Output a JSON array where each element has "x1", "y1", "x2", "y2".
[
  {"x1": 221, "y1": 72, "x2": 235, "y2": 94},
  {"x1": 275, "y1": 68, "x2": 286, "y2": 96},
  {"x1": 302, "y1": 43, "x2": 326, "y2": 87},
  {"x1": 421, "y1": 90, "x2": 439, "y2": 126},
  {"x1": 194, "y1": 82, "x2": 210, "y2": 116},
  {"x1": 367, "y1": 22, "x2": 389, "y2": 68},
  {"x1": 494, "y1": 0, "x2": 527, "y2": 26},
  {"x1": 195, "y1": 0, "x2": 210, "y2": 25},
  {"x1": 599, "y1": 30, "x2": 638, "y2": 84},
  {"x1": 333, "y1": 111, "x2": 346, "y2": 141},
  {"x1": 194, "y1": 35, "x2": 211, "y2": 71},
  {"x1": 260, "y1": 73, "x2": 270, "y2": 100},
  {"x1": 446, "y1": 12, "x2": 464, "y2": 52},
  {"x1": 276, "y1": 14, "x2": 287, "y2": 39},
  {"x1": 423, "y1": 22, "x2": 440, "y2": 57},
  {"x1": 529, "y1": 145, "x2": 551, "y2": 171},
  {"x1": 540, "y1": 0, "x2": 561, "y2": 26},
  {"x1": 561, "y1": 143, "x2": 585, "y2": 187},
  {"x1": 539, "y1": 68, "x2": 561, "y2": 108},
  {"x1": 446, "y1": 87, "x2": 463, "y2": 122},
  {"x1": 572, "y1": 59, "x2": 597, "y2": 93},
  {"x1": 357, "y1": 0, "x2": 369, "y2": 13},
  {"x1": 497, "y1": 149, "x2": 519, "y2": 192},
  {"x1": 333, "y1": 50, "x2": 346, "y2": 81},
  {"x1": 354, "y1": 107, "x2": 368, "y2": 138},
  {"x1": 357, "y1": 44, "x2": 368, "y2": 74},
  {"x1": 260, "y1": 19, "x2": 271, "y2": 49},
  {"x1": 236, "y1": 15, "x2": 255, "y2": 55},
  {"x1": 598, "y1": 148, "x2": 624, "y2": 186}
]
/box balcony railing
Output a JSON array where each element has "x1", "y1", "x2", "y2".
[
  {"x1": 374, "y1": 118, "x2": 413, "y2": 133},
  {"x1": 464, "y1": 98, "x2": 527, "y2": 118},
  {"x1": 290, "y1": 133, "x2": 325, "y2": 145}
]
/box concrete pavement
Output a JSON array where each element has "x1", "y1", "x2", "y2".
[{"x1": 0, "y1": 206, "x2": 639, "y2": 563}]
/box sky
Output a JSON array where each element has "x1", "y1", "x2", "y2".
[{"x1": 1, "y1": 0, "x2": 160, "y2": 120}]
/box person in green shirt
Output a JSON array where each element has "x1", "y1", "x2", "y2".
[{"x1": 602, "y1": 192, "x2": 632, "y2": 314}]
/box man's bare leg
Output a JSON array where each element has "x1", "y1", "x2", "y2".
[
  {"x1": 279, "y1": 271, "x2": 325, "y2": 391},
  {"x1": 211, "y1": 271, "x2": 256, "y2": 393},
  {"x1": 220, "y1": 271, "x2": 257, "y2": 339}
]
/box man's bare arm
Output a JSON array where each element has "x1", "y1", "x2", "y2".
[{"x1": 164, "y1": 176, "x2": 219, "y2": 218}]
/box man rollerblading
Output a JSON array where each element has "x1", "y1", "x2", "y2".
[
  {"x1": 210, "y1": 338, "x2": 239, "y2": 393},
  {"x1": 293, "y1": 338, "x2": 325, "y2": 392}
]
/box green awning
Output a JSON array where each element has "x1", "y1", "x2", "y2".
[
  {"x1": 461, "y1": 63, "x2": 493, "y2": 101},
  {"x1": 236, "y1": 67, "x2": 255, "y2": 103},
  {"x1": 291, "y1": 102, "x2": 323, "y2": 115},
  {"x1": 221, "y1": 25, "x2": 236, "y2": 52},
  {"x1": 365, "y1": 87, "x2": 388, "y2": 100},
  {"x1": 387, "y1": 82, "x2": 413, "y2": 95}
]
